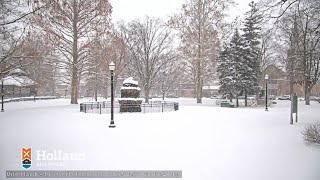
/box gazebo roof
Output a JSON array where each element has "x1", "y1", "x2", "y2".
[
  {"x1": 2, "y1": 75, "x2": 36, "y2": 87},
  {"x1": 10, "y1": 68, "x2": 26, "y2": 76}
]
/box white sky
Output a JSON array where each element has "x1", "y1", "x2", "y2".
[{"x1": 109, "y1": 0, "x2": 254, "y2": 23}]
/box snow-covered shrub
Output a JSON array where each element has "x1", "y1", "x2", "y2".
[{"x1": 302, "y1": 123, "x2": 320, "y2": 144}]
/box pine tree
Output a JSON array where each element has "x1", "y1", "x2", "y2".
[
  {"x1": 230, "y1": 29, "x2": 247, "y2": 107},
  {"x1": 218, "y1": 43, "x2": 236, "y2": 102},
  {"x1": 241, "y1": 1, "x2": 263, "y2": 106},
  {"x1": 218, "y1": 29, "x2": 246, "y2": 106}
]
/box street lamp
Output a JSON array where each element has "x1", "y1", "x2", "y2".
[
  {"x1": 265, "y1": 74, "x2": 269, "y2": 111},
  {"x1": 109, "y1": 62, "x2": 116, "y2": 128},
  {"x1": 1, "y1": 78, "x2": 4, "y2": 112}
]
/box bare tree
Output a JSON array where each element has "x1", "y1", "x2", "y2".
[
  {"x1": 294, "y1": 1, "x2": 320, "y2": 105},
  {"x1": 85, "y1": 31, "x2": 128, "y2": 100},
  {"x1": 170, "y1": 0, "x2": 234, "y2": 103},
  {"x1": 156, "y1": 56, "x2": 185, "y2": 100},
  {"x1": 265, "y1": 0, "x2": 320, "y2": 106},
  {"x1": 31, "y1": 0, "x2": 112, "y2": 104},
  {"x1": 18, "y1": 31, "x2": 58, "y2": 95},
  {"x1": 0, "y1": 28, "x2": 27, "y2": 78},
  {"x1": 106, "y1": 32, "x2": 129, "y2": 96},
  {"x1": 0, "y1": 0, "x2": 53, "y2": 26},
  {"x1": 260, "y1": 29, "x2": 277, "y2": 73},
  {"x1": 120, "y1": 17, "x2": 174, "y2": 103},
  {"x1": 258, "y1": 0, "x2": 299, "y2": 19},
  {"x1": 1, "y1": 0, "x2": 31, "y2": 79}
]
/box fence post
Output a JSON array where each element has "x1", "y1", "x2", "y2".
[
  {"x1": 99, "y1": 104, "x2": 101, "y2": 114},
  {"x1": 84, "y1": 105, "x2": 86, "y2": 113}
]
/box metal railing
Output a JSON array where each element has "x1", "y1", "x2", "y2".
[
  {"x1": 80, "y1": 101, "x2": 179, "y2": 114},
  {"x1": 2, "y1": 96, "x2": 58, "y2": 103}
]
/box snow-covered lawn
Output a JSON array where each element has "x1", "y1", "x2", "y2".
[{"x1": 0, "y1": 98, "x2": 320, "y2": 180}]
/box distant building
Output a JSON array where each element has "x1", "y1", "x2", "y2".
[
  {"x1": 264, "y1": 64, "x2": 320, "y2": 97},
  {"x1": 168, "y1": 81, "x2": 220, "y2": 98},
  {"x1": 203, "y1": 85, "x2": 220, "y2": 97}
]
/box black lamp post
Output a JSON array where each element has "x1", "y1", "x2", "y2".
[
  {"x1": 1, "y1": 78, "x2": 4, "y2": 112},
  {"x1": 109, "y1": 62, "x2": 116, "y2": 128},
  {"x1": 265, "y1": 74, "x2": 269, "y2": 111}
]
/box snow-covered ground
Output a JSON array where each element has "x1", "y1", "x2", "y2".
[{"x1": 0, "y1": 98, "x2": 320, "y2": 180}]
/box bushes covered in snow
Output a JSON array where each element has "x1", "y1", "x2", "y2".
[{"x1": 302, "y1": 123, "x2": 320, "y2": 144}]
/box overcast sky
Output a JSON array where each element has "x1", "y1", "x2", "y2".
[{"x1": 109, "y1": 0, "x2": 254, "y2": 23}]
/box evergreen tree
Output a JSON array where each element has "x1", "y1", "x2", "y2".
[
  {"x1": 218, "y1": 29, "x2": 246, "y2": 106},
  {"x1": 218, "y1": 43, "x2": 236, "y2": 102},
  {"x1": 230, "y1": 29, "x2": 247, "y2": 107},
  {"x1": 241, "y1": 1, "x2": 263, "y2": 106}
]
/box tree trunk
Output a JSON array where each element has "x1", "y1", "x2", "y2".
[
  {"x1": 236, "y1": 95, "x2": 239, "y2": 107},
  {"x1": 51, "y1": 69, "x2": 56, "y2": 96},
  {"x1": 196, "y1": 77, "x2": 202, "y2": 103},
  {"x1": 51, "y1": 80, "x2": 55, "y2": 96},
  {"x1": 305, "y1": 86, "x2": 311, "y2": 105},
  {"x1": 144, "y1": 87, "x2": 150, "y2": 103},
  {"x1": 161, "y1": 83, "x2": 165, "y2": 100},
  {"x1": 244, "y1": 90, "x2": 248, "y2": 107},
  {"x1": 77, "y1": 74, "x2": 80, "y2": 99},
  {"x1": 94, "y1": 73, "x2": 98, "y2": 101},
  {"x1": 70, "y1": 67, "x2": 78, "y2": 104},
  {"x1": 114, "y1": 77, "x2": 118, "y2": 99},
  {"x1": 196, "y1": 91, "x2": 202, "y2": 103},
  {"x1": 255, "y1": 89, "x2": 259, "y2": 103},
  {"x1": 196, "y1": 75, "x2": 202, "y2": 103},
  {"x1": 94, "y1": 87, "x2": 98, "y2": 101},
  {"x1": 70, "y1": 1, "x2": 79, "y2": 104},
  {"x1": 302, "y1": 17, "x2": 310, "y2": 106},
  {"x1": 104, "y1": 76, "x2": 108, "y2": 99},
  {"x1": 289, "y1": 72, "x2": 294, "y2": 124},
  {"x1": 196, "y1": 5, "x2": 202, "y2": 104}
]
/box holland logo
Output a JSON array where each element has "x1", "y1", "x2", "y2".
[{"x1": 22, "y1": 148, "x2": 31, "y2": 169}]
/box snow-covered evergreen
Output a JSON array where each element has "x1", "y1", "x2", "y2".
[
  {"x1": 241, "y1": 1, "x2": 263, "y2": 106},
  {"x1": 218, "y1": 1, "x2": 263, "y2": 106},
  {"x1": 218, "y1": 29, "x2": 246, "y2": 105},
  {"x1": 218, "y1": 43, "x2": 235, "y2": 100}
]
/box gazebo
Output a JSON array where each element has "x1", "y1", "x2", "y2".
[{"x1": 2, "y1": 69, "x2": 36, "y2": 98}]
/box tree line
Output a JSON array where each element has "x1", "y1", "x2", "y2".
[{"x1": 0, "y1": 0, "x2": 319, "y2": 105}]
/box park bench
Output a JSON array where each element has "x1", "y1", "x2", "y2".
[{"x1": 220, "y1": 100, "x2": 235, "y2": 108}]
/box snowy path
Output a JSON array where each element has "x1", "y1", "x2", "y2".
[{"x1": 0, "y1": 99, "x2": 320, "y2": 180}]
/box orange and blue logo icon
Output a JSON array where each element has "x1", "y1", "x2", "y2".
[{"x1": 22, "y1": 148, "x2": 31, "y2": 169}]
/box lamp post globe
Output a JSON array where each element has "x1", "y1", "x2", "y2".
[
  {"x1": 109, "y1": 62, "x2": 116, "y2": 128},
  {"x1": 109, "y1": 62, "x2": 115, "y2": 71}
]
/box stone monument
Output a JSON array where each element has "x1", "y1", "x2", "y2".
[{"x1": 118, "y1": 77, "x2": 143, "y2": 112}]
